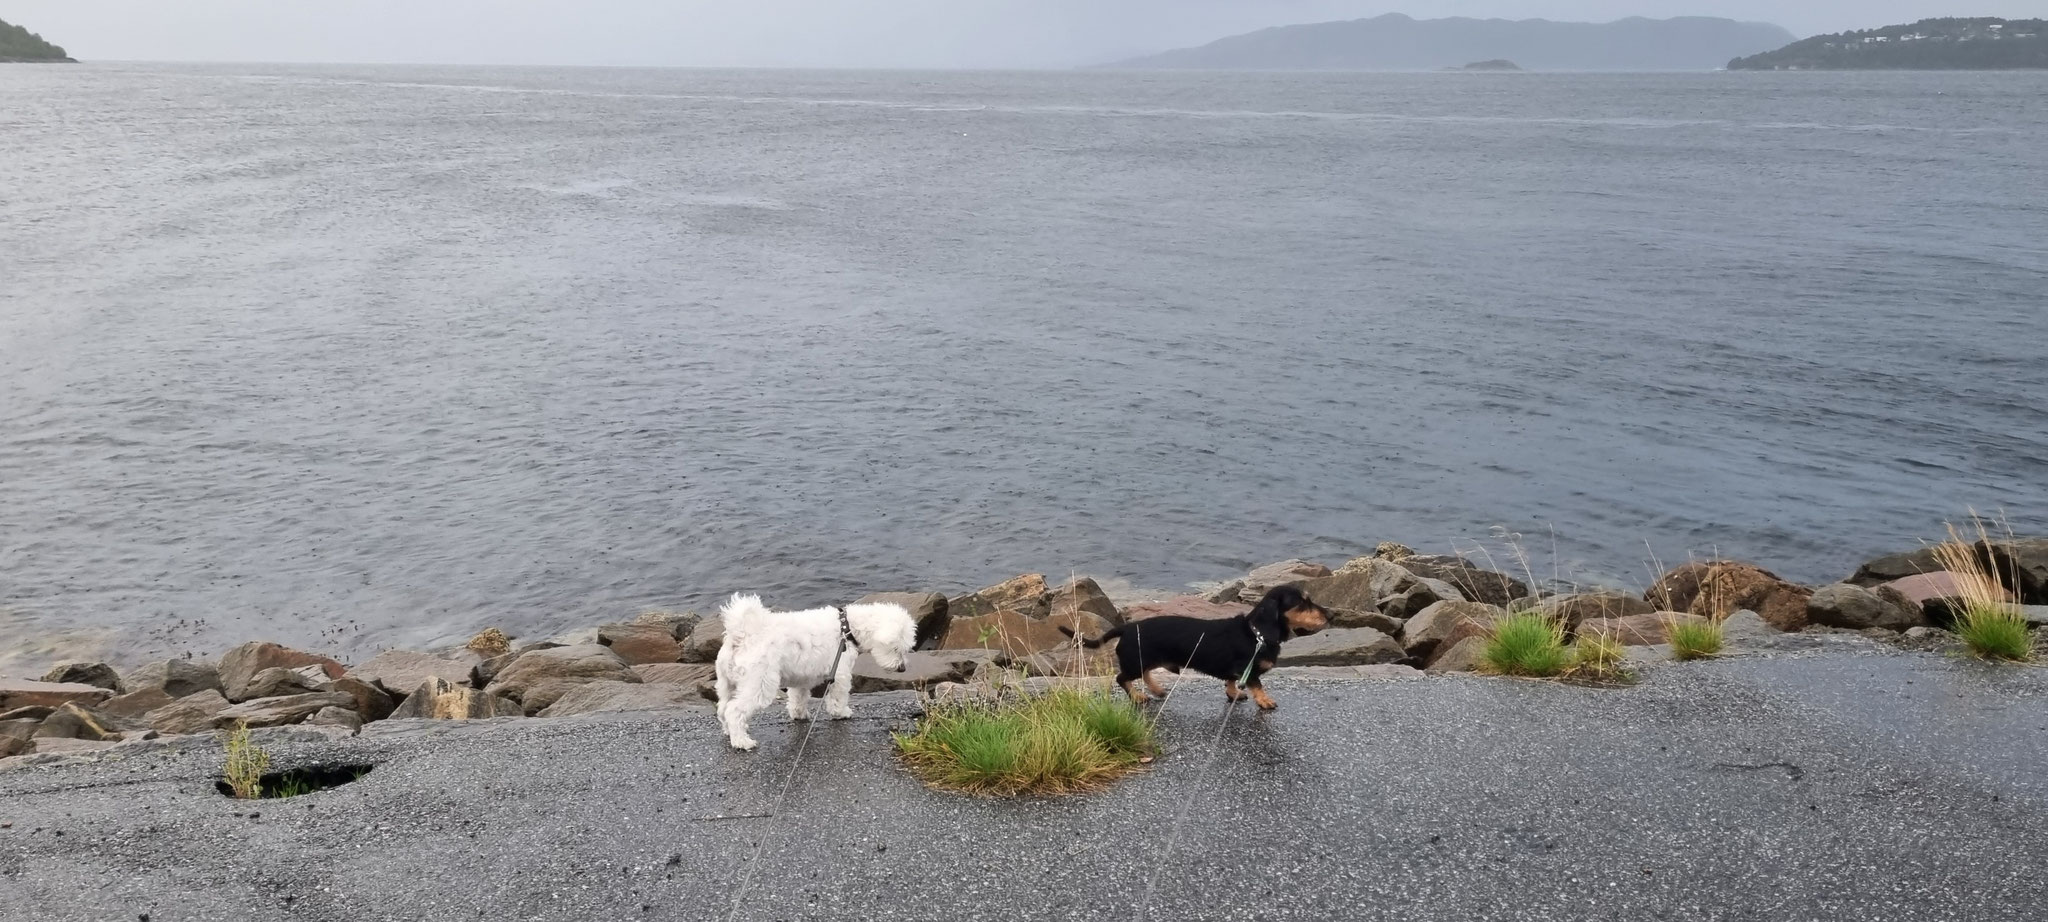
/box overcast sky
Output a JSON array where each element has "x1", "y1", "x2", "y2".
[{"x1": 12, "y1": 1, "x2": 2048, "y2": 68}]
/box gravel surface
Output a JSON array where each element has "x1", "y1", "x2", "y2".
[{"x1": 3, "y1": 646, "x2": 2044, "y2": 922}]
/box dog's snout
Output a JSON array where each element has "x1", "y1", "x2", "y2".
[{"x1": 894, "y1": 663, "x2": 908, "y2": 673}]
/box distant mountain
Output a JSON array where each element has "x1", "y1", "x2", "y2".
[
  {"x1": 1102, "y1": 14, "x2": 1794, "y2": 71},
  {"x1": 0, "y1": 17, "x2": 73, "y2": 62},
  {"x1": 1729, "y1": 18, "x2": 2047, "y2": 70}
]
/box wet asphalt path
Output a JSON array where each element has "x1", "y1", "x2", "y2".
[{"x1": 2, "y1": 645, "x2": 2045, "y2": 922}]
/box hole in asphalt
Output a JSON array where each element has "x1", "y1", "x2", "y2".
[{"x1": 216, "y1": 764, "x2": 374, "y2": 799}]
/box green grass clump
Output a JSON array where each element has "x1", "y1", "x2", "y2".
[
  {"x1": 221, "y1": 721, "x2": 270, "y2": 800},
  {"x1": 1954, "y1": 603, "x2": 2031, "y2": 662},
  {"x1": 894, "y1": 689, "x2": 1153, "y2": 795},
  {"x1": 1568, "y1": 632, "x2": 1627, "y2": 680},
  {"x1": 1667, "y1": 617, "x2": 1724, "y2": 661},
  {"x1": 1481, "y1": 612, "x2": 1570, "y2": 678}
]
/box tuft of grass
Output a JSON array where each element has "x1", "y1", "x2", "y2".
[
  {"x1": 1480, "y1": 612, "x2": 1570, "y2": 677},
  {"x1": 221, "y1": 721, "x2": 270, "y2": 800},
  {"x1": 1568, "y1": 631, "x2": 1628, "y2": 680},
  {"x1": 1667, "y1": 617, "x2": 1724, "y2": 661},
  {"x1": 1933, "y1": 517, "x2": 2033, "y2": 663},
  {"x1": 895, "y1": 688, "x2": 1153, "y2": 796}
]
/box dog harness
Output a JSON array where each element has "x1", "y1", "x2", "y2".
[{"x1": 827, "y1": 606, "x2": 859, "y2": 679}]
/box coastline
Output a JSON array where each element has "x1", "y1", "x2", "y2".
[{"x1": 6, "y1": 537, "x2": 2043, "y2": 765}]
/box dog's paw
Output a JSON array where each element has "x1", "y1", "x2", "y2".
[
  {"x1": 729, "y1": 737, "x2": 759, "y2": 751},
  {"x1": 1256, "y1": 699, "x2": 1278, "y2": 711},
  {"x1": 826, "y1": 706, "x2": 854, "y2": 720}
]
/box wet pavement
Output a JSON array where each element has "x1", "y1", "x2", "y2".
[{"x1": 2, "y1": 644, "x2": 2045, "y2": 922}]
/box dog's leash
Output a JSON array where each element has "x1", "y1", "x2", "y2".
[{"x1": 722, "y1": 607, "x2": 859, "y2": 922}]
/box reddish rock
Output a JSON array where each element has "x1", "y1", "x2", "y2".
[
  {"x1": 0, "y1": 679, "x2": 113, "y2": 713},
  {"x1": 1579, "y1": 612, "x2": 1710, "y2": 646},
  {"x1": 1883, "y1": 571, "x2": 1966, "y2": 607},
  {"x1": 597, "y1": 623, "x2": 686, "y2": 665},
  {"x1": 217, "y1": 642, "x2": 346, "y2": 702},
  {"x1": 1541, "y1": 592, "x2": 1657, "y2": 631},
  {"x1": 346, "y1": 650, "x2": 476, "y2": 694},
  {"x1": 1646, "y1": 561, "x2": 1813, "y2": 632},
  {"x1": 938, "y1": 608, "x2": 1113, "y2": 659},
  {"x1": 120, "y1": 660, "x2": 222, "y2": 699},
  {"x1": 1123, "y1": 597, "x2": 1250, "y2": 622}
]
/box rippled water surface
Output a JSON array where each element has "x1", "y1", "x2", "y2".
[{"x1": 3, "y1": 64, "x2": 2044, "y2": 665}]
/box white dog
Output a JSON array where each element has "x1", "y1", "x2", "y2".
[{"x1": 714, "y1": 593, "x2": 918, "y2": 751}]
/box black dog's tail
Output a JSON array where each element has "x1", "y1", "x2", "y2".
[{"x1": 1057, "y1": 624, "x2": 1124, "y2": 649}]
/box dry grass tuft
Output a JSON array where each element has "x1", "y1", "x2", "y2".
[
  {"x1": 221, "y1": 721, "x2": 270, "y2": 800},
  {"x1": 1933, "y1": 516, "x2": 2032, "y2": 663}
]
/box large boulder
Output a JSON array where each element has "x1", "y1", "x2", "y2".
[
  {"x1": 320, "y1": 677, "x2": 397, "y2": 722},
  {"x1": 40, "y1": 662, "x2": 122, "y2": 692},
  {"x1": 631, "y1": 663, "x2": 718, "y2": 700},
  {"x1": 857, "y1": 592, "x2": 951, "y2": 649},
  {"x1": 1848, "y1": 547, "x2": 1945, "y2": 587},
  {"x1": 485, "y1": 644, "x2": 639, "y2": 714},
  {"x1": 0, "y1": 718, "x2": 37, "y2": 757},
  {"x1": 949, "y1": 574, "x2": 1051, "y2": 621},
  {"x1": 1399, "y1": 601, "x2": 1506, "y2": 662},
  {"x1": 537, "y1": 681, "x2": 710, "y2": 718},
  {"x1": 31, "y1": 702, "x2": 131, "y2": 741},
  {"x1": 597, "y1": 623, "x2": 685, "y2": 666},
  {"x1": 1719, "y1": 610, "x2": 1780, "y2": 646},
  {"x1": 1240, "y1": 560, "x2": 1332, "y2": 601},
  {"x1": 388, "y1": 678, "x2": 523, "y2": 720},
  {"x1": 212, "y1": 692, "x2": 355, "y2": 729},
  {"x1": 307, "y1": 706, "x2": 363, "y2": 732},
  {"x1": 1427, "y1": 636, "x2": 1490, "y2": 674},
  {"x1": 99, "y1": 687, "x2": 179, "y2": 718},
  {"x1": 217, "y1": 642, "x2": 346, "y2": 702},
  {"x1": 1807, "y1": 583, "x2": 1924, "y2": 631},
  {"x1": 1388, "y1": 554, "x2": 1529, "y2": 607},
  {"x1": 120, "y1": 660, "x2": 222, "y2": 699},
  {"x1": 1540, "y1": 592, "x2": 1657, "y2": 631},
  {"x1": 937, "y1": 608, "x2": 1113, "y2": 659},
  {"x1": 1276, "y1": 628, "x2": 1406, "y2": 667},
  {"x1": 850, "y1": 650, "x2": 1000, "y2": 693},
  {"x1": 1646, "y1": 561, "x2": 1813, "y2": 632},
  {"x1": 144, "y1": 690, "x2": 233, "y2": 735},
  {"x1": 346, "y1": 650, "x2": 477, "y2": 695},
  {"x1": 241, "y1": 665, "x2": 330, "y2": 701},
  {"x1": 1579, "y1": 612, "x2": 1709, "y2": 646},
  {"x1": 1851, "y1": 538, "x2": 2048, "y2": 603},
  {"x1": 0, "y1": 679, "x2": 113, "y2": 713},
  {"x1": 1048, "y1": 577, "x2": 1123, "y2": 626},
  {"x1": 1296, "y1": 563, "x2": 1447, "y2": 626},
  {"x1": 680, "y1": 617, "x2": 725, "y2": 664},
  {"x1": 1124, "y1": 597, "x2": 1250, "y2": 622}
]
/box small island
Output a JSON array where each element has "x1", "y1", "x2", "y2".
[
  {"x1": 0, "y1": 17, "x2": 73, "y2": 62},
  {"x1": 1459, "y1": 59, "x2": 1522, "y2": 71},
  {"x1": 1729, "y1": 17, "x2": 2046, "y2": 70}
]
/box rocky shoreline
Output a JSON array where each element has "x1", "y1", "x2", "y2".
[{"x1": 5, "y1": 538, "x2": 2046, "y2": 768}]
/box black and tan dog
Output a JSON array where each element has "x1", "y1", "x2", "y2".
[{"x1": 1061, "y1": 585, "x2": 1331, "y2": 709}]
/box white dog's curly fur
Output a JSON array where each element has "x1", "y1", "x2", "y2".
[{"x1": 714, "y1": 593, "x2": 918, "y2": 751}]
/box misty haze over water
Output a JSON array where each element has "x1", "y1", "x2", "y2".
[{"x1": 1, "y1": 64, "x2": 2044, "y2": 664}]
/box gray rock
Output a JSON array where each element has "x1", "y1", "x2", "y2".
[
  {"x1": 1329, "y1": 557, "x2": 1464, "y2": 618},
  {"x1": 1808, "y1": 583, "x2": 1925, "y2": 632},
  {"x1": 1277, "y1": 627, "x2": 1406, "y2": 667},
  {"x1": 1578, "y1": 612, "x2": 1709, "y2": 647},
  {"x1": 1720, "y1": 610, "x2": 1778, "y2": 646},
  {"x1": 0, "y1": 732, "x2": 29, "y2": 759},
  {"x1": 144, "y1": 690, "x2": 233, "y2": 735},
  {"x1": 1390, "y1": 555, "x2": 1530, "y2": 607},
  {"x1": 1048, "y1": 577, "x2": 1124, "y2": 626},
  {"x1": 217, "y1": 642, "x2": 346, "y2": 702},
  {"x1": 1203, "y1": 580, "x2": 1246, "y2": 604},
  {"x1": 39, "y1": 662, "x2": 122, "y2": 692},
  {"x1": 1400, "y1": 601, "x2": 1507, "y2": 661},
  {"x1": 485, "y1": 644, "x2": 638, "y2": 713},
  {"x1": 2, "y1": 718, "x2": 41, "y2": 746},
  {"x1": 1426, "y1": 636, "x2": 1490, "y2": 674},
  {"x1": 630, "y1": 610, "x2": 702, "y2": 640},
  {"x1": 346, "y1": 650, "x2": 477, "y2": 695},
  {"x1": 30, "y1": 702, "x2": 132, "y2": 741},
  {"x1": 1241, "y1": 560, "x2": 1333, "y2": 602},
  {"x1": 241, "y1": 665, "x2": 328, "y2": 701},
  {"x1": 25, "y1": 737, "x2": 117, "y2": 756},
  {"x1": 120, "y1": 659, "x2": 222, "y2": 699},
  {"x1": 212, "y1": 692, "x2": 356, "y2": 729},
  {"x1": 320, "y1": 677, "x2": 397, "y2": 722},
  {"x1": 1849, "y1": 547, "x2": 1945, "y2": 587},
  {"x1": 537, "y1": 681, "x2": 712, "y2": 718},
  {"x1": 851, "y1": 650, "x2": 1000, "y2": 693},
  {"x1": 99, "y1": 687, "x2": 179, "y2": 718},
  {"x1": 306, "y1": 706, "x2": 363, "y2": 732},
  {"x1": 680, "y1": 617, "x2": 725, "y2": 664},
  {"x1": 597, "y1": 623, "x2": 685, "y2": 665},
  {"x1": 0, "y1": 706, "x2": 54, "y2": 722},
  {"x1": 1330, "y1": 608, "x2": 1406, "y2": 634},
  {"x1": 631, "y1": 663, "x2": 718, "y2": 700},
  {"x1": 2022, "y1": 606, "x2": 2048, "y2": 628},
  {"x1": 388, "y1": 678, "x2": 524, "y2": 720},
  {"x1": 0, "y1": 679, "x2": 113, "y2": 713},
  {"x1": 1540, "y1": 592, "x2": 1657, "y2": 630},
  {"x1": 857, "y1": 591, "x2": 951, "y2": 648}
]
